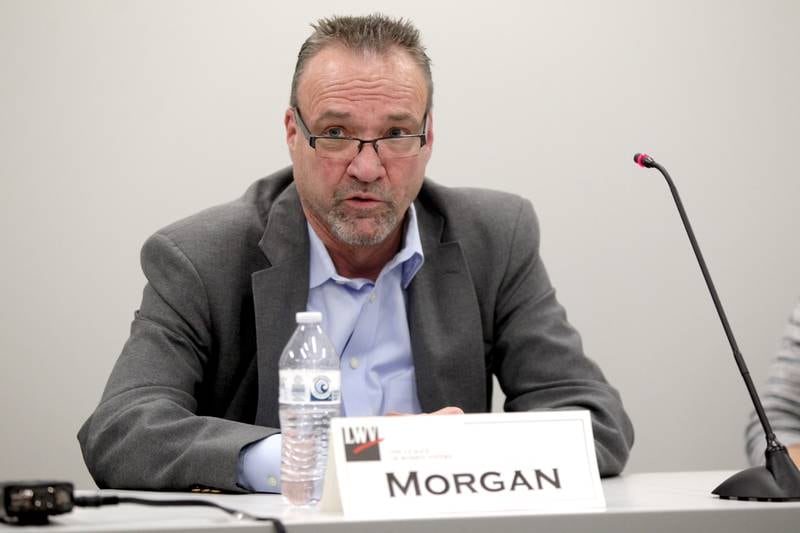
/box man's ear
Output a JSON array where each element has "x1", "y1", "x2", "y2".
[
  {"x1": 420, "y1": 111, "x2": 434, "y2": 162},
  {"x1": 425, "y1": 112, "x2": 434, "y2": 150},
  {"x1": 285, "y1": 107, "x2": 298, "y2": 149}
]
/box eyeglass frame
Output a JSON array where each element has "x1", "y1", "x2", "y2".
[{"x1": 292, "y1": 107, "x2": 428, "y2": 159}]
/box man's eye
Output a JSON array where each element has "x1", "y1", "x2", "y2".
[
  {"x1": 387, "y1": 127, "x2": 408, "y2": 137},
  {"x1": 322, "y1": 127, "x2": 345, "y2": 138}
]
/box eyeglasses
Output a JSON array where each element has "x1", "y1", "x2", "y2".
[{"x1": 293, "y1": 107, "x2": 427, "y2": 161}]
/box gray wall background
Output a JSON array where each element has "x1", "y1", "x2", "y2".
[{"x1": 1, "y1": 0, "x2": 798, "y2": 489}]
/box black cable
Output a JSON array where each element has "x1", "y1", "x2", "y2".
[{"x1": 74, "y1": 494, "x2": 286, "y2": 532}]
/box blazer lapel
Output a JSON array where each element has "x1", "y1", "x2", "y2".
[
  {"x1": 408, "y1": 200, "x2": 486, "y2": 413},
  {"x1": 252, "y1": 183, "x2": 310, "y2": 427}
]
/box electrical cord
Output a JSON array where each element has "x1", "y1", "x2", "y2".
[{"x1": 74, "y1": 493, "x2": 287, "y2": 532}]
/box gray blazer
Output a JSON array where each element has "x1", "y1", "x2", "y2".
[{"x1": 78, "y1": 167, "x2": 633, "y2": 492}]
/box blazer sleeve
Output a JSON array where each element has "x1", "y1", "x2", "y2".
[
  {"x1": 77, "y1": 232, "x2": 276, "y2": 492},
  {"x1": 491, "y1": 199, "x2": 634, "y2": 476}
]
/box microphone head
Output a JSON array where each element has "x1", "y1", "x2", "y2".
[{"x1": 633, "y1": 153, "x2": 656, "y2": 168}]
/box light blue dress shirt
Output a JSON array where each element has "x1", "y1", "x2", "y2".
[{"x1": 238, "y1": 205, "x2": 425, "y2": 492}]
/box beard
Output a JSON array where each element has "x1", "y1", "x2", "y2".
[{"x1": 323, "y1": 182, "x2": 401, "y2": 247}]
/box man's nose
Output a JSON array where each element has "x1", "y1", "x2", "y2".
[{"x1": 347, "y1": 143, "x2": 386, "y2": 183}]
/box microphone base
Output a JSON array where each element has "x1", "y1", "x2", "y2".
[{"x1": 712, "y1": 447, "x2": 800, "y2": 501}]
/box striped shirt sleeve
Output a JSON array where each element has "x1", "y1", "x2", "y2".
[{"x1": 746, "y1": 299, "x2": 800, "y2": 465}]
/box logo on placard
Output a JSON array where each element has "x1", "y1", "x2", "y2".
[{"x1": 343, "y1": 426, "x2": 383, "y2": 462}]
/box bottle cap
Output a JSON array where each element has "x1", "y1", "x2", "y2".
[{"x1": 296, "y1": 311, "x2": 323, "y2": 324}]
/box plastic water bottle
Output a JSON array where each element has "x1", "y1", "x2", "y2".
[{"x1": 279, "y1": 311, "x2": 341, "y2": 506}]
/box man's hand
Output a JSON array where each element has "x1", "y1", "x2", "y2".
[
  {"x1": 788, "y1": 443, "x2": 800, "y2": 467},
  {"x1": 386, "y1": 406, "x2": 464, "y2": 416}
]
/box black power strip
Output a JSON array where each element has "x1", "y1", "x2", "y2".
[{"x1": 0, "y1": 481, "x2": 75, "y2": 525}]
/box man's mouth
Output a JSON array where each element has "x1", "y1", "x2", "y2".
[{"x1": 343, "y1": 194, "x2": 384, "y2": 209}]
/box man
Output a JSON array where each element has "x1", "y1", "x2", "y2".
[
  {"x1": 746, "y1": 298, "x2": 800, "y2": 466},
  {"x1": 78, "y1": 14, "x2": 633, "y2": 493}
]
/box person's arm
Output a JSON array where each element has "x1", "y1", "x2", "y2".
[
  {"x1": 745, "y1": 300, "x2": 800, "y2": 466},
  {"x1": 490, "y1": 199, "x2": 634, "y2": 476},
  {"x1": 78, "y1": 233, "x2": 276, "y2": 492}
]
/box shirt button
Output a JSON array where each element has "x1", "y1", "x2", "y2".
[
  {"x1": 267, "y1": 475, "x2": 278, "y2": 487},
  {"x1": 349, "y1": 357, "x2": 360, "y2": 369},
  {"x1": 369, "y1": 292, "x2": 377, "y2": 303}
]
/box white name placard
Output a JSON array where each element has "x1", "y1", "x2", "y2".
[{"x1": 320, "y1": 410, "x2": 604, "y2": 518}]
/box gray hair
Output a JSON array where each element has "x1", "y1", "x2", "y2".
[{"x1": 290, "y1": 14, "x2": 433, "y2": 112}]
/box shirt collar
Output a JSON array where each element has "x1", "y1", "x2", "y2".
[{"x1": 307, "y1": 203, "x2": 425, "y2": 290}]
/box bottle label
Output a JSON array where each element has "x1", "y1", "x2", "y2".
[{"x1": 279, "y1": 369, "x2": 341, "y2": 404}]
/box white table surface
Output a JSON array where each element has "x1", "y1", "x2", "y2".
[{"x1": 4, "y1": 471, "x2": 799, "y2": 533}]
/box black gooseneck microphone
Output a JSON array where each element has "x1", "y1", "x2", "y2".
[{"x1": 633, "y1": 152, "x2": 800, "y2": 501}]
